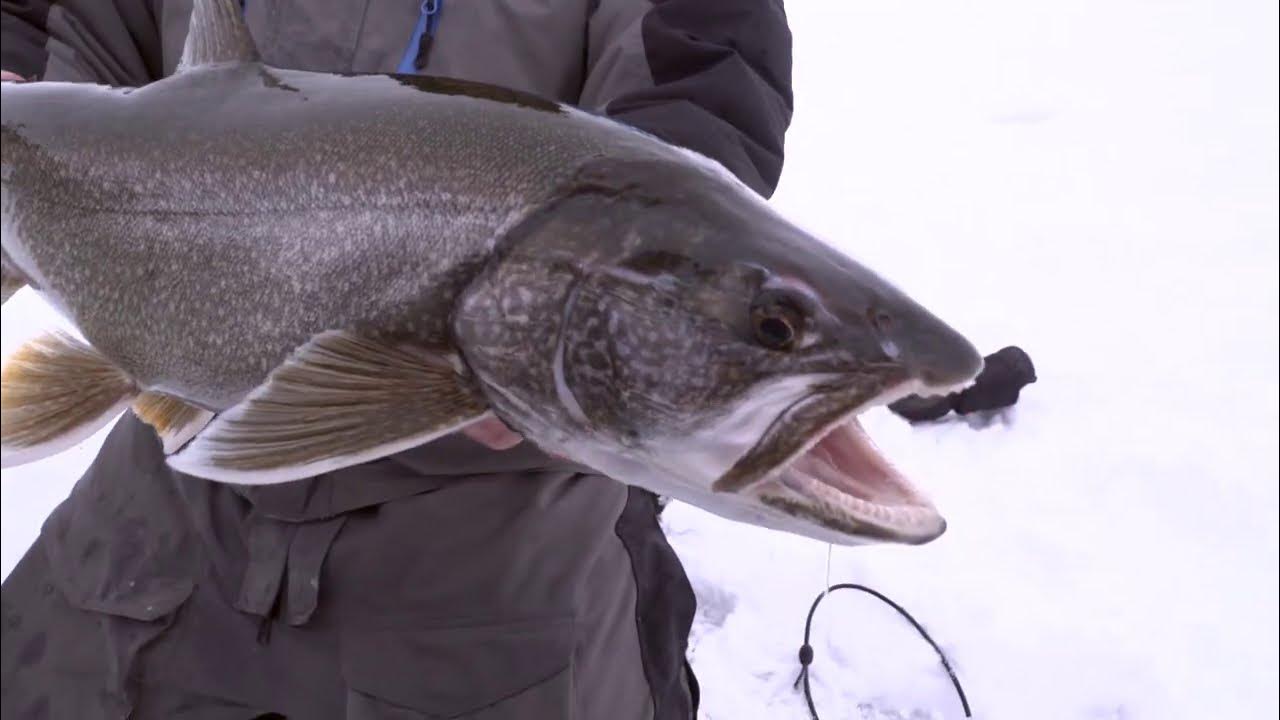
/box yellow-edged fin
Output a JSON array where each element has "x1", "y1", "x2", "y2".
[
  {"x1": 1, "y1": 332, "x2": 136, "y2": 467},
  {"x1": 167, "y1": 331, "x2": 491, "y2": 484},
  {"x1": 133, "y1": 391, "x2": 215, "y2": 454}
]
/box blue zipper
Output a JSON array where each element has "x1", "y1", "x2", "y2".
[{"x1": 397, "y1": 0, "x2": 443, "y2": 74}]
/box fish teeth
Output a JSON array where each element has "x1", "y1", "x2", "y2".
[{"x1": 772, "y1": 467, "x2": 942, "y2": 535}]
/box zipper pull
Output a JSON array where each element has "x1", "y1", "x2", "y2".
[{"x1": 413, "y1": 0, "x2": 442, "y2": 71}]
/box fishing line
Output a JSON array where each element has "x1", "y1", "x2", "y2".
[
  {"x1": 823, "y1": 543, "x2": 833, "y2": 597},
  {"x1": 793, "y1": 557, "x2": 972, "y2": 719}
]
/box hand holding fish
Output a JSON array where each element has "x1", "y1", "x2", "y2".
[{"x1": 461, "y1": 416, "x2": 525, "y2": 451}]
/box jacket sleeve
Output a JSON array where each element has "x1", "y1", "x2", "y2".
[
  {"x1": 1, "y1": 0, "x2": 164, "y2": 84},
  {"x1": 580, "y1": 0, "x2": 794, "y2": 197}
]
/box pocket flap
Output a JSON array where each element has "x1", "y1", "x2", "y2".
[
  {"x1": 43, "y1": 508, "x2": 195, "y2": 621},
  {"x1": 40, "y1": 418, "x2": 197, "y2": 622},
  {"x1": 341, "y1": 617, "x2": 574, "y2": 717}
]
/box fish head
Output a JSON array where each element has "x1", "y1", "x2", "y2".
[{"x1": 455, "y1": 155, "x2": 983, "y2": 546}]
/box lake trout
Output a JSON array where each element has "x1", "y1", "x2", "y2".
[{"x1": 0, "y1": 0, "x2": 983, "y2": 545}]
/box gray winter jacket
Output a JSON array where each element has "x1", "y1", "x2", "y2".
[{"x1": 0, "y1": 1, "x2": 793, "y2": 718}]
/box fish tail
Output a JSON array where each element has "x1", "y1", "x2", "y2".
[{"x1": 1, "y1": 331, "x2": 137, "y2": 467}]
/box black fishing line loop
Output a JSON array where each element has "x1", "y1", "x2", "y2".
[{"x1": 793, "y1": 583, "x2": 973, "y2": 719}]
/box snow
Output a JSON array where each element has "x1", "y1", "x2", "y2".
[{"x1": 3, "y1": 1, "x2": 1277, "y2": 718}]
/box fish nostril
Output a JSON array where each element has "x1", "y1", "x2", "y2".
[
  {"x1": 867, "y1": 308, "x2": 893, "y2": 335},
  {"x1": 867, "y1": 309, "x2": 899, "y2": 358}
]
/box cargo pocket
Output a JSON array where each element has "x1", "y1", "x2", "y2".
[
  {"x1": 25, "y1": 415, "x2": 199, "y2": 718},
  {"x1": 341, "y1": 617, "x2": 574, "y2": 719},
  {"x1": 34, "y1": 514, "x2": 195, "y2": 718}
]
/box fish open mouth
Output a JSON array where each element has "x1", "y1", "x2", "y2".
[
  {"x1": 713, "y1": 380, "x2": 950, "y2": 545},
  {"x1": 760, "y1": 416, "x2": 944, "y2": 544}
]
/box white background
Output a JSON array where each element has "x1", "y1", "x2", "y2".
[{"x1": 4, "y1": 1, "x2": 1277, "y2": 718}]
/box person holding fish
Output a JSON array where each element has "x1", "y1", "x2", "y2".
[{"x1": 1, "y1": 1, "x2": 984, "y2": 718}]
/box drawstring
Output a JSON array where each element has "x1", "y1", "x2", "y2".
[{"x1": 397, "y1": 0, "x2": 444, "y2": 73}]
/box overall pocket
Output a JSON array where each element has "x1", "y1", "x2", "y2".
[
  {"x1": 341, "y1": 616, "x2": 575, "y2": 719},
  {"x1": 30, "y1": 515, "x2": 194, "y2": 719},
  {"x1": 22, "y1": 415, "x2": 198, "y2": 718}
]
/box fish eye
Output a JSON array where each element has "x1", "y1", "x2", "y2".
[{"x1": 751, "y1": 291, "x2": 805, "y2": 351}]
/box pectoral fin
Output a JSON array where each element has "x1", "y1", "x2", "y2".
[
  {"x1": 133, "y1": 391, "x2": 215, "y2": 454},
  {"x1": 167, "y1": 331, "x2": 490, "y2": 484},
  {"x1": 1, "y1": 332, "x2": 136, "y2": 467}
]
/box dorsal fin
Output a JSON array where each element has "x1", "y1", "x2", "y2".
[{"x1": 178, "y1": 0, "x2": 260, "y2": 71}]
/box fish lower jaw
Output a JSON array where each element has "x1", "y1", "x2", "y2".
[{"x1": 755, "y1": 470, "x2": 944, "y2": 545}]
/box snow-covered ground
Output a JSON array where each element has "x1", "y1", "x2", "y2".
[{"x1": 3, "y1": 1, "x2": 1277, "y2": 719}]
